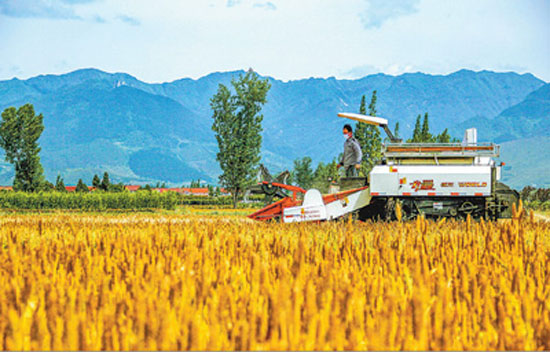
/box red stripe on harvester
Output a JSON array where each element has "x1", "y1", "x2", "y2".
[
  {"x1": 371, "y1": 192, "x2": 379, "y2": 196},
  {"x1": 451, "y1": 192, "x2": 459, "y2": 196},
  {"x1": 474, "y1": 192, "x2": 483, "y2": 196},
  {"x1": 428, "y1": 192, "x2": 436, "y2": 196},
  {"x1": 403, "y1": 192, "x2": 411, "y2": 196}
]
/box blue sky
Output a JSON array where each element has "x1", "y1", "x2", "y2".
[{"x1": 0, "y1": 0, "x2": 548, "y2": 82}]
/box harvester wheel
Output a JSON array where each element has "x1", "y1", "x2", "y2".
[
  {"x1": 384, "y1": 198, "x2": 397, "y2": 221},
  {"x1": 458, "y1": 201, "x2": 478, "y2": 219}
]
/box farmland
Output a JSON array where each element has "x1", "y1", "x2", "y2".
[{"x1": 1, "y1": 210, "x2": 549, "y2": 350}]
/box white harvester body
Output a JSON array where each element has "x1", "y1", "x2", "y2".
[{"x1": 370, "y1": 165, "x2": 493, "y2": 197}]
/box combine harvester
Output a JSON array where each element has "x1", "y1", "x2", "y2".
[{"x1": 248, "y1": 113, "x2": 519, "y2": 223}]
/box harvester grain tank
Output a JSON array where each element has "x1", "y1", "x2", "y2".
[{"x1": 248, "y1": 113, "x2": 519, "y2": 222}]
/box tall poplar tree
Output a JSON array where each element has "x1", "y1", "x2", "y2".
[
  {"x1": 436, "y1": 128, "x2": 451, "y2": 143},
  {"x1": 409, "y1": 112, "x2": 456, "y2": 143},
  {"x1": 409, "y1": 114, "x2": 422, "y2": 142},
  {"x1": 92, "y1": 174, "x2": 101, "y2": 189},
  {"x1": 354, "y1": 91, "x2": 382, "y2": 176},
  {"x1": 420, "y1": 112, "x2": 433, "y2": 142},
  {"x1": 55, "y1": 175, "x2": 67, "y2": 192},
  {"x1": 211, "y1": 70, "x2": 271, "y2": 208},
  {"x1": 0, "y1": 104, "x2": 45, "y2": 191},
  {"x1": 100, "y1": 172, "x2": 110, "y2": 191},
  {"x1": 75, "y1": 179, "x2": 89, "y2": 192},
  {"x1": 293, "y1": 156, "x2": 314, "y2": 189},
  {"x1": 394, "y1": 122, "x2": 400, "y2": 138}
]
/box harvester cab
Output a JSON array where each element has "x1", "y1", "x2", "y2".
[{"x1": 248, "y1": 113, "x2": 519, "y2": 223}]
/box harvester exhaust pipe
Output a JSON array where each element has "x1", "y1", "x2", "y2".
[{"x1": 337, "y1": 112, "x2": 401, "y2": 143}]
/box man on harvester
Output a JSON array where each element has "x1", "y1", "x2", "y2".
[{"x1": 337, "y1": 124, "x2": 362, "y2": 177}]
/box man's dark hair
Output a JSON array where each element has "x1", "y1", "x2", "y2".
[{"x1": 343, "y1": 124, "x2": 352, "y2": 133}]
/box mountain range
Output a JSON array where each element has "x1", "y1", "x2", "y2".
[{"x1": 0, "y1": 68, "x2": 548, "y2": 189}]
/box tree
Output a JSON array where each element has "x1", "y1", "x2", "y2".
[
  {"x1": 211, "y1": 70, "x2": 271, "y2": 208},
  {"x1": 92, "y1": 174, "x2": 101, "y2": 188},
  {"x1": 55, "y1": 175, "x2": 67, "y2": 192},
  {"x1": 435, "y1": 128, "x2": 451, "y2": 143},
  {"x1": 394, "y1": 122, "x2": 400, "y2": 139},
  {"x1": 0, "y1": 104, "x2": 45, "y2": 191},
  {"x1": 109, "y1": 182, "x2": 126, "y2": 192},
  {"x1": 75, "y1": 179, "x2": 89, "y2": 192},
  {"x1": 408, "y1": 113, "x2": 457, "y2": 143},
  {"x1": 311, "y1": 159, "x2": 339, "y2": 193},
  {"x1": 100, "y1": 172, "x2": 110, "y2": 191},
  {"x1": 420, "y1": 112, "x2": 433, "y2": 142},
  {"x1": 293, "y1": 156, "x2": 314, "y2": 189},
  {"x1": 42, "y1": 180, "x2": 54, "y2": 191},
  {"x1": 409, "y1": 114, "x2": 422, "y2": 142},
  {"x1": 354, "y1": 91, "x2": 382, "y2": 176}
]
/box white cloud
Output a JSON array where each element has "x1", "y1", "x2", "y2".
[
  {"x1": 0, "y1": 0, "x2": 548, "y2": 82},
  {"x1": 226, "y1": 0, "x2": 241, "y2": 8},
  {"x1": 344, "y1": 64, "x2": 380, "y2": 78},
  {"x1": 60, "y1": 0, "x2": 97, "y2": 3},
  {"x1": 117, "y1": 15, "x2": 140, "y2": 26},
  {"x1": 360, "y1": 0, "x2": 420, "y2": 28},
  {"x1": 253, "y1": 2, "x2": 277, "y2": 11},
  {"x1": 0, "y1": 0, "x2": 81, "y2": 19}
]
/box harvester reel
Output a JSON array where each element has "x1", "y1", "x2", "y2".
[{"x1": 261, "y1": 183, "x2": 277, "y2": 196}]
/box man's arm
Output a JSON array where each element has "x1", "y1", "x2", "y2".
[{"x1": 352, "y1": 140, "x2": 363, "y2": 165}]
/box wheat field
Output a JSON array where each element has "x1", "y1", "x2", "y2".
[{"x1": 0, "y1": 209, "x2": 549, "y2": 350}]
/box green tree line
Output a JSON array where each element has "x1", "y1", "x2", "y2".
[
  {"x1": 520, "y1": 186, "x2": 550, "y2": 211},
  {"x1": 0, "y1": 191, "x2": 179, "y2": 210},
  {"x1": 407, "y1": 113, "x2": 458, "y2": 143},
  {"x1": 0, "y1": 191, "x2": 260, "y2": 210},
  {"x1": 3, "y1": 86, "x2": 461, "y2": 208}
]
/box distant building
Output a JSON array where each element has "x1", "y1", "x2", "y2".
[
  {"x1": 65, "y1": 186, "x2": 96, "y2": 192},
  {"x1": 125, "y1": 185, "x2": 141, "y2": 192}
]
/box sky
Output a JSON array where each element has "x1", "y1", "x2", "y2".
[{"x1": 0, "y1": 0, "x2": 549, "y2": 83}]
